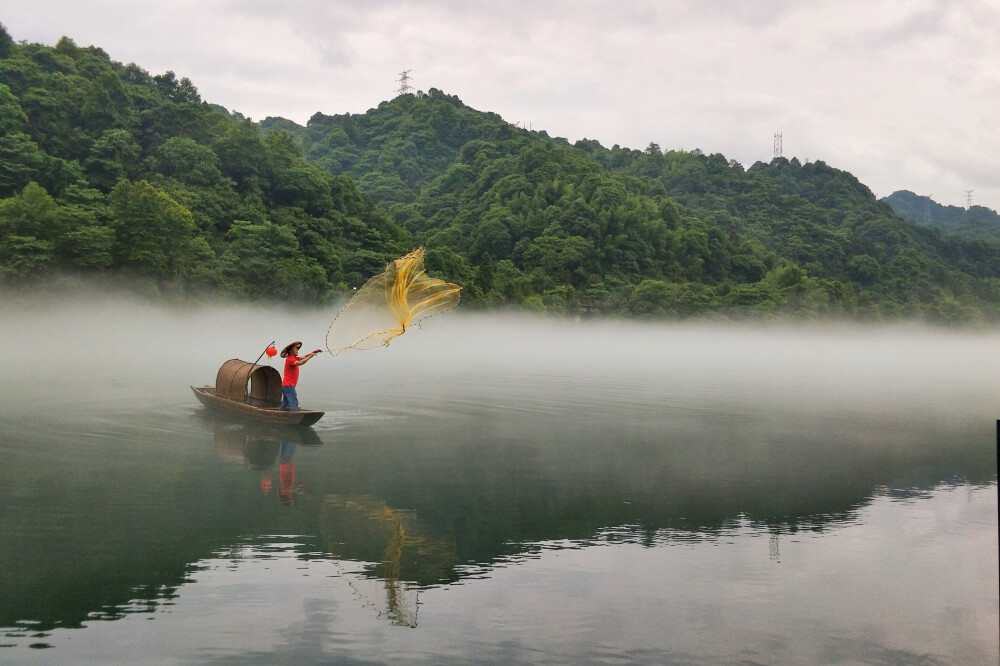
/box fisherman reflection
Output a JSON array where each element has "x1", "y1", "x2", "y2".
[
  {"x1": 257, "y1": 441, "x2": 305, "y2": 505},
  {"x1": 210, "y1": 422, "x2": 314, "y2": 505},
  {"x1": 278, "y1": 440, "x2": 300, "y2": 505}
]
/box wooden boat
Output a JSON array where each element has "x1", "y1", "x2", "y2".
[{"x1": 192, "y1": 359, "x2": 324, "y2": 426}]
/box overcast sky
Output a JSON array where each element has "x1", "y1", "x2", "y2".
[{"x1": 4, "y1": 0, "x2": 998, "y2": 211}]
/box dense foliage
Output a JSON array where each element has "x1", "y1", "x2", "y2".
[
  {"x1": 296, "y1": 89, "x2": 1000, "y2": 322},
  {"x1": 0, "y1": 25, "x2": 409, "y2": 300},
  {"x1": 883, "y1": 190, "x2": 1000, "y2": 242},
  {"x1": 3, "y1": 25, "x2": 1000, "y2": 322}
]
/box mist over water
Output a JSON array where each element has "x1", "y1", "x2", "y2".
[
  {"x1": 8, "y1": 290, "x2": 1000, "y2": 415},
  {"x1": 1, "y1": 292, "x2": 997, "y2": 664}
]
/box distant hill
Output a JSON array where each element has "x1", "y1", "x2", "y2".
[
  {"x1": 277, "y1": 90, "x2": 1000, "y2": 322},
  {"x1": 261, "y1": 91, "x2": 507, "y2": 204},
  {"x1": 882, "y1": 191, "x2": 1000, "y2": 242}
]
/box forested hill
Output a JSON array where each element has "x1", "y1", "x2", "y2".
[
  {"x1": 0, "y1": 26, "x2": 409, "y2": 301},
  {"x1": 281, "y1": 89, "x2": 1000, "y2": 322},
  {"x1": 2, "y1": 26, "x2": 1000, "y2": 323},
  {"x1": 882, "y1": 190, "x2": 1000, "y2": 242}
]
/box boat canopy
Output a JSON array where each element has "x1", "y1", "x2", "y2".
[{"x1": 215, "y1": 359, "x2": 281, "y2": 407}]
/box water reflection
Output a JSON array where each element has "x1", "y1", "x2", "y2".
[
  {"x1": 209, "y1": 419, "x2": 321, "y2": 505},
  {"x1": 208, "y1": 421, "x2": 452, "y2": 625},
  {"x1": 0, "y1": 392, "x2": 995, "y2": 659},
  {"x1": 2, "y1": 300, "x2": 998, "y2": 660},
  {"x1": 209, "y1": 418, "x2": 323, "y2": 462},
  {"x1": 320, "y1": 495, "x2": 456, "y2": 627}
]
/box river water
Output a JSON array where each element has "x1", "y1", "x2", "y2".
[{"x1": 1, "y1": 294, "x2": 997, "y2": 664}]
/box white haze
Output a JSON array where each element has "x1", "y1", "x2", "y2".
[{"x1": 3, "y1": 292, "x2": 1000, "y2": 426}]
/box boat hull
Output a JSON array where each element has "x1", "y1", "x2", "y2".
[{"x1": 191, "y1": 386, "x2": 324, "y2": 426}]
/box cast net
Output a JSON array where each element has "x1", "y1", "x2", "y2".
[{"x1": 325, "y1": 248, "x2": 461, "y2": 355}]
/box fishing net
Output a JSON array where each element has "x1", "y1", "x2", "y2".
[{"x1": 325, "y1": 248, "x2": 461, "y2": 355}]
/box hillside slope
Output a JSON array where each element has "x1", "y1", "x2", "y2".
[
  {"x1": 289, "y1": 90, "x2": 1000, "y2": 321},
  {"x1": 0, "y1": 25, "x2": 408, "y2": 301}
]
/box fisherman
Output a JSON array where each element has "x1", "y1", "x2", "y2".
[{"x1": 278, "y1": 341, "x2": 322, "y2": 412}]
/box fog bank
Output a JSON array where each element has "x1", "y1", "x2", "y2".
[{"x1": 2, "y1": 292, "x2": 998, "y2": 426}]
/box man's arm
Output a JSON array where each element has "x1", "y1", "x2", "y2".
[{"x1": 294, "y1": 350, "x2": 322, "y2": 366}]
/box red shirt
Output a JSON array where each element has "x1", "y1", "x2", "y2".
[{"x1": 282, "y1": 355, "x2": 300, "y2": 387}]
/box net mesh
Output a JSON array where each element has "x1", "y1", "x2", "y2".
[{"x1": 325, "y1": 248, "x2": 461, "y2": 355}]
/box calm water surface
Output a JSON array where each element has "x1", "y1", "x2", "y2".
[{"x1": 1, "y1": 296, "x2": 997, "y2": 664}]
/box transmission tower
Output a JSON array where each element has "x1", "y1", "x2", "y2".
[
  {"x1": 396, "y1": 69, "x2": 414, "y2": 96},
  {"x1": 773, "y1": 131, "x2": 783, "y2": 159},
  {"x1": 965, "y1": 189, "x2": 974, "y2": 209}
]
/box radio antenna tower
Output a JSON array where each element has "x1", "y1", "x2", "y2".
[
  {"x1": 773, "y1": 131, "x2": 783, "y2": 159},
  {"x1": 396, "y1": 69, "x2": 414, "y2": 96},
  {"x1": 965, "y1": 189, "x2": 974, "y2": 209}
]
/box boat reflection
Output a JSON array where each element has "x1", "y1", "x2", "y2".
[
  {"x1": 212, "y1": 422, "x2": 322, "y2": 506},
  {"x1": 211, "y1": 420, "x2": 321, "y2": 463},
  {"x1": 211, "y1": 421, "x2": 320, "y2": 505}
]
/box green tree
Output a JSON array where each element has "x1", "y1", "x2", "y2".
[
  {"x1": 80, "y1": 70, "x2": 132, "y2": 133},
  {"x1": 0, "y1": 182, "x2": 61, "y2": 277},
  {"x1": 521, "y1": 234, "x2": 594, "y2": 284},
  {"x1": 58, "y1": 224, "x2": 114, "y2": 271},
  {"x1": 213, "y1": 119, "x2": 267, "y2": 193},
  {"x1": 0, "y1": 22, "x2": 13, "y2": 59},
  {"x1": 85, "y1": 129, "x2": 140, "y2": 191},
  {"x1": 219, "y1": 219, "x2": 330, "y2": 300},
  {"x1": 0, "y1": 83, "x2": 28, "y2": 135},
  {"x1": 0, "y1": 133, "x2": 46, "y2": 197},
  {"x1": 847, "y1": 254, "x2": 881, "y2": 286},
  {"x1": 109, "y1": 179, "x2": 199, "y2": 280},
  {"x1": 628, "y1": 279, "x2": 674, "y2": 317},
  {"x1": 154, "y1": 136, "x2": 225, "y2": 187}
]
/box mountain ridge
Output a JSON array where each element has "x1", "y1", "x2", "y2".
[
  {"x1": 1, "y1": 25, "x2": 999, "y2": 322},
  {"x1": 269, "y1": 89, "x2": 1000, "y2": 321},
  {"x1": 881, "y1": 190, "x2": 1000, "y2": 242}
]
